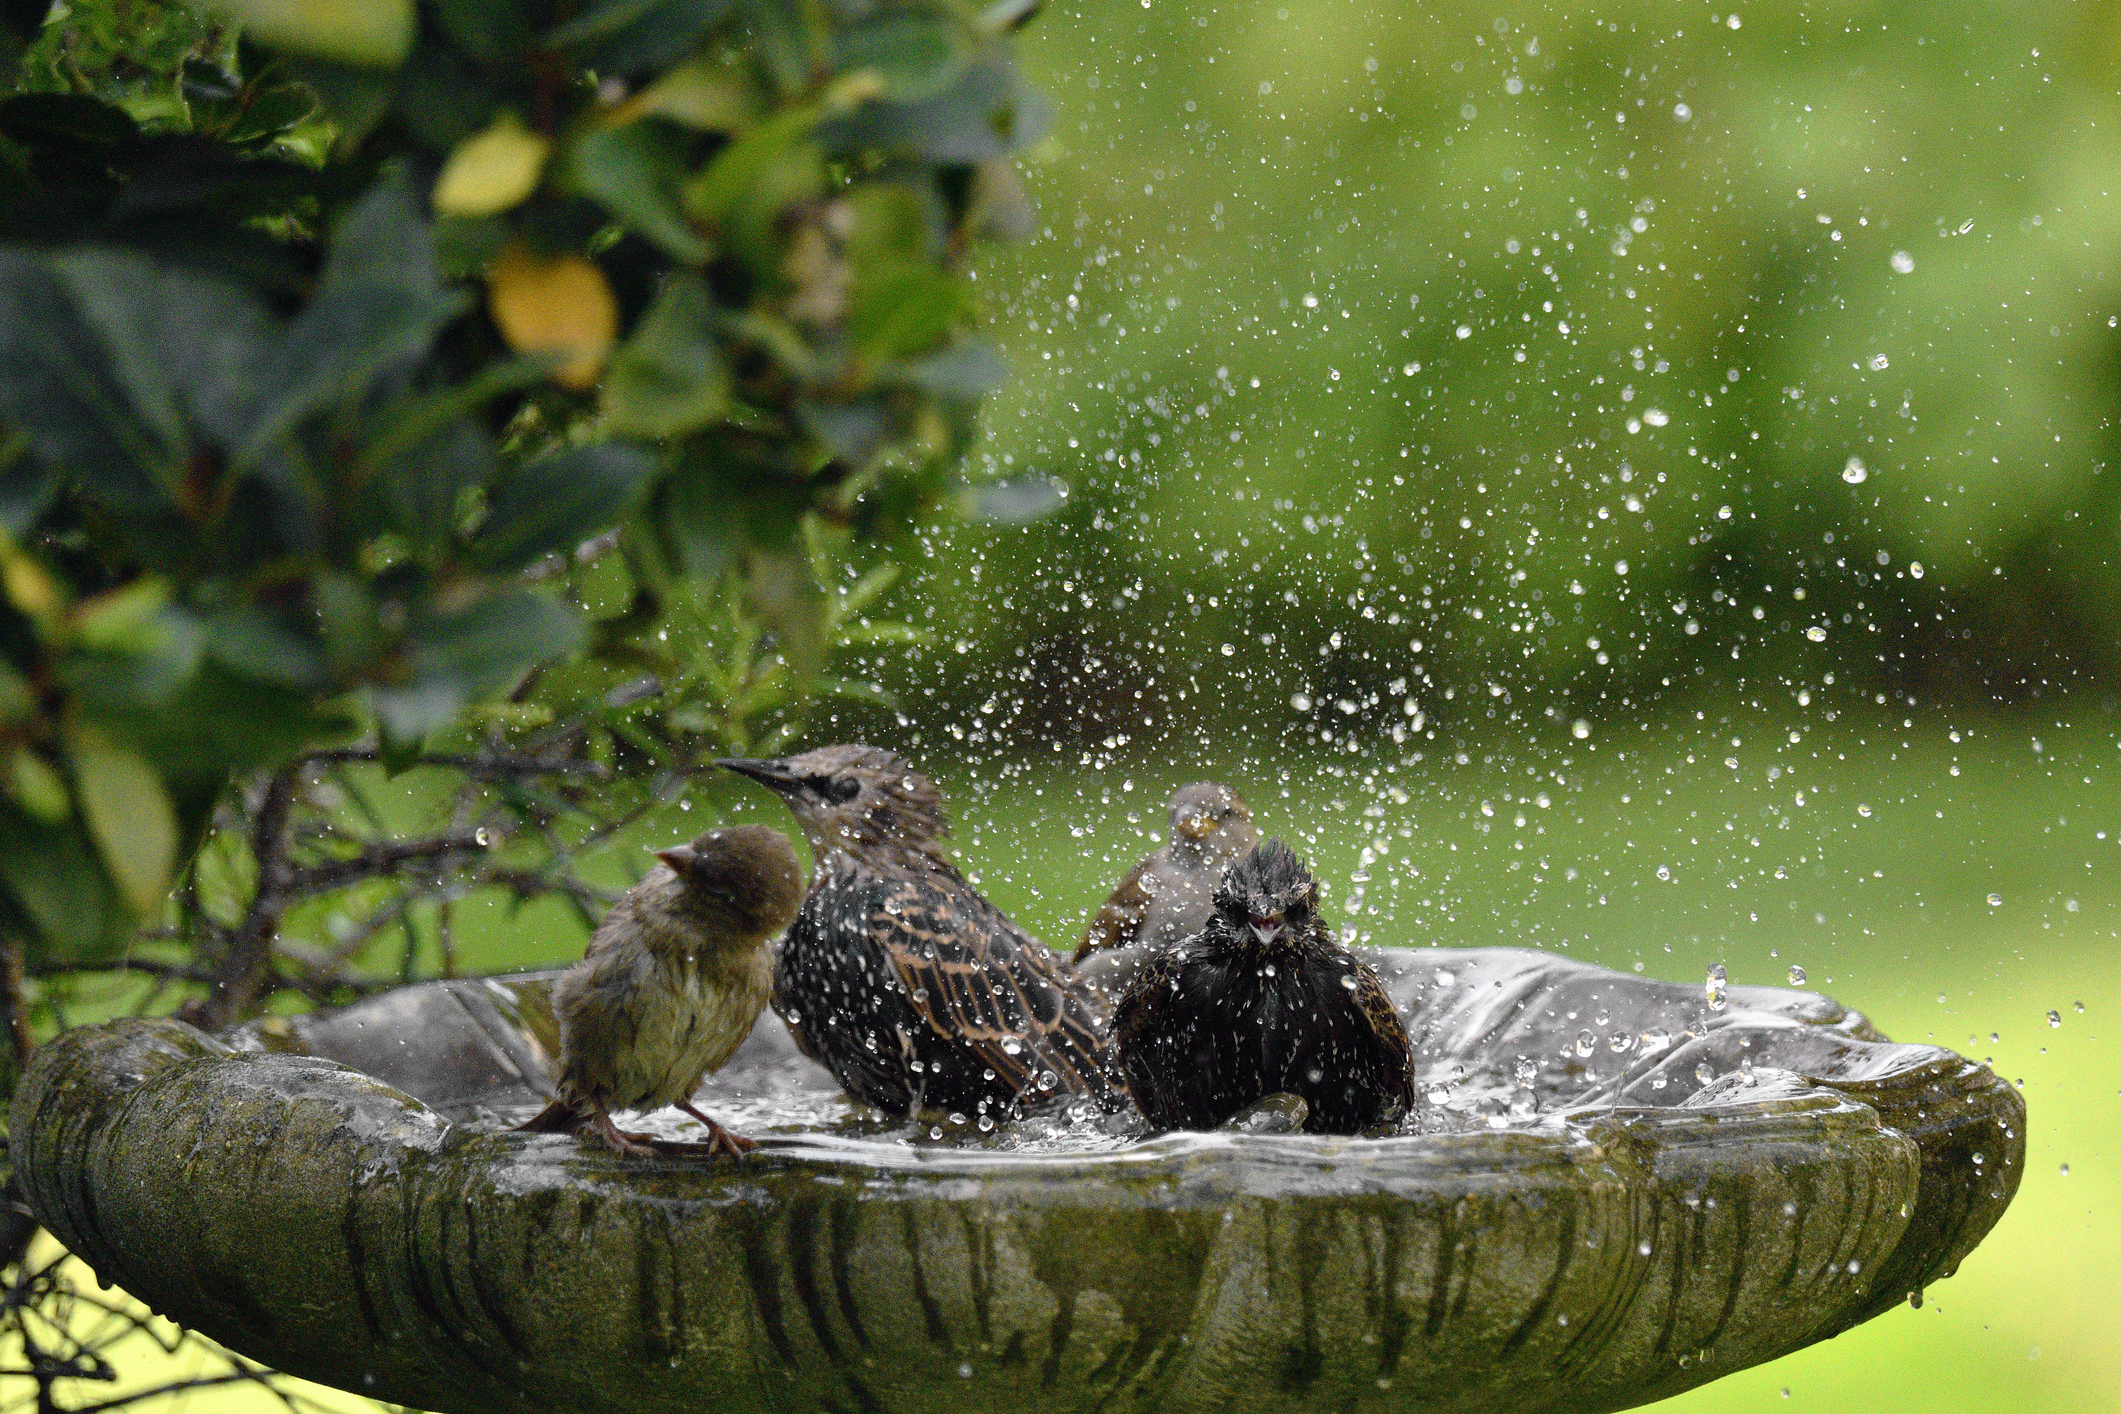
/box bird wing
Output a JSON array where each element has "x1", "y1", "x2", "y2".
[
  {"x1": 874, "y1": 867, "x2": 1122, "y2": 1106},
  {"x1": 1346, "y1": 957, "x2": 1418, "y2": 1106},
  {"x1": 1074, "y1": 855, "x2": 1156, "y2": 962},
  {"x1": 1112, "y1": 942, "x2": 1185, "y2": 1122}
]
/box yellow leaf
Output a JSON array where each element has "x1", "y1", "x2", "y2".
[
  {"x1": 69, "y1": 730, "x2": 178, "y2": 917},
  {"x1": 487, "y1": 243, "x2": 618, "y2": 391},
  {"x1": 0, "y1": 551, "x2": 61, "y2": 622},
  {"x1": 208, "y1": 0, "x2": 414, "y2": 68},
  {"x1": 6, "y1": 750, "x2": 70, "y2": 825},
  {"x1": 434, "y1": 117, "x2": 551, "y2": 217}
]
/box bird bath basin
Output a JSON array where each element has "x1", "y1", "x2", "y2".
[{"x1": 14, "y1": 947, "x2": 2020, "y2": 1414}]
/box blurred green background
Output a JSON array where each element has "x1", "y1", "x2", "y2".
[{"x1": 17, "y1": 1, "x2": 2121, "y2": 1411}]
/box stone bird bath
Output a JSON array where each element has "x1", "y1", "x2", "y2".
[{"x1": 15, "y1": 948, "x2": 2020, "y2": 1414}]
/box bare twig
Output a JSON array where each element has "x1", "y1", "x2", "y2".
[{"x1": 178, "y1": 762, "x2": 302, "y2": 1031}]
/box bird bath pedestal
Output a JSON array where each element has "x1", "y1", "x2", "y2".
[{"x1": 14, "y1": 948, "x2": 2020, "y2": 1414}]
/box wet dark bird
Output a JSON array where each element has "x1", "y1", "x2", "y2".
[
  {"x1": 1073, "y1": 781, "x2": 1255, "y2": 1000},
  {"x1": 718, "y1": 745, "x2": 1124, "y2": 1119},
  {"x1": 517, "y1": 825, "x2": 806, "y2": 1158},
  {"x1": 1114, "y1": 838, "x2": 1415, "y2": 1135}
]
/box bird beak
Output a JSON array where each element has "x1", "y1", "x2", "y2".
[
  {"x1": 653, "y1": 845, "x2": 696, "y2": 872},
  {"x1": 1249, "y1": 914, "x2": 1284, "y2": 947},
  {"x1": 1176, "y1": 814, "x2": 1214, "y2": 840},
  {"x1": 716, "y1": 757, "x2": 800, "y2": 792}
]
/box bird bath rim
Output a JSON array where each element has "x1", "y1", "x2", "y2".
[{"x1": 13, "y1": 947, "x2": 2023, "y2": 1414}]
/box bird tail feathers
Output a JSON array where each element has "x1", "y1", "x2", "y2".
[{"x1": 514, "y1": 1095, "x2": 583, "y2": 1134}]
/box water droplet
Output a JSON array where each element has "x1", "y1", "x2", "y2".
[
  {"x1": 2060, "y1": 1163, "x2": 2070, "y2": 1176},
  {"x1": 1841, "y1": 456, "x2": 1868, "y2": 484},
  {"x1": 1574, "y1": 1029, "x2": 1596, "y2": 1057},
  {"x1": 1857, "y1": 804, "x2": 1873, "y2": 818},
  {"x1": 1806, "y1": 625, "x2": 1828, "y2": 642},
  {"x1": 1890, "y1": 250, "x2": 1915, "y2": 273},
  {"x1": 1695, "y1": 1062, "x2": 1716, "y2": 1084},
  {"x1": 1787, "y1": 964, "x2": 1807, "y2": 986},
  {"x1": 1704, "y1": 962, "x2": 1728, "y2": 1011},
  {"x1": 1643, "y1": 408, "x2": 1668, "y2": 427},
  {"x1": 1868, "y1": 353, "x2": 1890, "y2": 370},
  {"x1": 1987, "y1": 893, "x2": 2004, "y2": 907},
  {"x1": 1638, "y1": 1239, "x2": 1653, "y2": 1255},
  {"x1": 2047, "y1": 1010, "x2": 2062, "y2": 1028},
  {"x1": 1571, "y1": 719, "x2": 1591, "y2": 739}
]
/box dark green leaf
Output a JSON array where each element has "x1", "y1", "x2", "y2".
[
  {"x1": 376, "y1": 725, "x2": 425, "y2": 776},
  {"x1": 545, "y1": 0, "x2": 734, "y2": 74},
  {"x1": 375, "y1": 589, "x2": 584, "y2": 738},
  {"x1": 797, "y1": 398, "x2": 890, "y2": 465},
  {"x1": 390, "y1": 36, "x2": 501, "y2": 148},
  {"x1": 237, "y1": 171, "x2": 470, "y2": 467},
  {"x1": 0, "y1": 808, "x2": 128, "y2": 965},
  {"x1": 818, "y1": 55, "x2": 1050, "y2": 162},
  {"x1": 737, "y1": 0, "x2": 813, "y2": 93},
  {"x1": 375, "y1": 417, "x2": 493, "y2": 557},
  {"x1": 657, "y1": 464, "x2": 736, "y2": 579},
  {"x1": 473, "y1": 444, "x2": 658, "y2": 572},
  {"x1": 604, "y1": 274, "x2": 728, "y2": 437},
  {"x1": 203, "y1": 607, "x2": 330, "y2": 689},
  {"x1": 568, "y1": 122, "x2": 710, "y2": 260},
  {"x1": 431, "y1": 0, "x2": 537, "y2": 63},
  {"x1": 60, "y1": 607, "x2": 207, "y2": 710},
  {"x1": 0, "y1": 248, "x2": 262, "y2": 510},
  {"x1": 848, "y1": 266, "x2": 966, "y2": 361},
  {"x1": 278, "y1": 55, "x2": 396, "y2": 145},
  {"x1": 894, "y1": 338, "x2": 1006, "y2": 398},
  {"x1": 0, "y1": 448, "x2": 54, "y2": 534},
  {"x1": 50, "y1": 247, "x2": 272, "y2": 451},
  {"x1": 834, "y1": 15, "x2": 969, "y2": 102}
]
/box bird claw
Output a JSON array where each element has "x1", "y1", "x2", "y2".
[{"x1": 679, "y1": 1102, "x2": 756, "y2": 1159}]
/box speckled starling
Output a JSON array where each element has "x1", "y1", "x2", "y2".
[
  {"x1": 1114, "y1": 838, "x2": 1415, "y2": 1135},
  {"x1": 1073, "y1": 781, "x2": 1256, "y2": 999},
  {"x1": 517, "y1": 825, "x2": 806, "y2": 1157},
  {"x1": 719, "y1": 745, "x2": 1125, "y2": 1119}
]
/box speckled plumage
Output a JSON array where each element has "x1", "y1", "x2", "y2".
[
  {"x1": 518, "y1": 825, "x2": 805, "y2": 1156},
  {"x1": 1114, "y1": 838, "x2": 1414, "y2": 1136},
  {"x1": 720, "y1": 746, "x2": 1124, "y2": 1118},
  {"x1": 1073, "y1": 782, "x2": 1255, "y2": 1000}
]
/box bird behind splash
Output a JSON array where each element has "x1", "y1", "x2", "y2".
[
  {"x1": 1074, "y1": 781, "x2": 1256, "y2": 999},
  {"x1": 720, "y1": 745, "x2": 1124, "y2": 1119}
]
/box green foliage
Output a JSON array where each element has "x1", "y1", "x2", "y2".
[{"x1": 0, "y1": 0, "x2": 1054, "y2": 970}]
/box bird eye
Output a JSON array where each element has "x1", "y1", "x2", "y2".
[{"x1": 812, "y1": 774, "x2": 860, "y2": 803}]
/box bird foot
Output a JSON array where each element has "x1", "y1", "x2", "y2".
[
  {"x1": 588, "y1": 1107, "x2": 660, "y2": 1158},
  {"x1": 678, "y1": 1102, "x2": 756, "y2": 1159}
]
